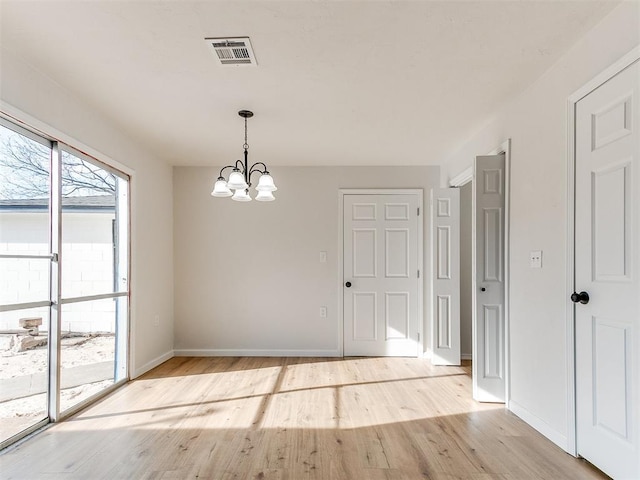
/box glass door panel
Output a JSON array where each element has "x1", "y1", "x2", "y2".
[
  {"x1": 60, "y1": 149, "x2": 119, "y2": 298},
  {"x1": 0, "y1": 123, "x2": 51, "y2": 256},
  {"x1": 59, "y1": 296, "x2": 127, "y2": 413},
  {"x1": 0, "y1": 121, "x2": 52, "y2": 446},
  {"x1": 0, "y1": 307, "x2": 50, "y2": 443},
  {"x1": 58, "y1": 147, "x2": 129, "y2": 415},
  {"x1": 0, "y1": 258, "x2": 50, "y2": 305}
]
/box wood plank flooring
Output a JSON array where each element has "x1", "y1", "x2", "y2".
[{"x1": 0, "y1": 357, "x2": 607, "y2": 479}]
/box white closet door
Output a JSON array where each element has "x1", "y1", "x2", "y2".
[
  {"x1": 473, "y1": 154, "x2": 506, "y2": 403},
  {"x1": 430, "y1": 188, "x2": 461, "y2": 365},
  {"x1": 344, "y1": 193, "x2": 420, "y2": 357}
]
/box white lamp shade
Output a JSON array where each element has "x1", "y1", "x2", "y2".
[
  {"x1": 255, "y1": 190, "x2": 275, "y2": 202},
  {"x1": 227, "y1": 170, "x2": 248, "y2": 190},
  {"x1": 256, "y1": 174, "x2": 277, "y2": 192},
  {"x1": 231, "y1": 189, "x2": 252, "y2": 202},
  {"x1": 211, "y1": 179, "x2": 232, "y2": 197}
]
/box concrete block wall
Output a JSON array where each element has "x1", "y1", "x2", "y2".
[{"x1": 0, "y1": 212, "x2": 117, "y2": 333}]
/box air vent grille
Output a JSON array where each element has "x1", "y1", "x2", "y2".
[{"x1": 205, "y1": 37, "x2": 257, "y2": 66}]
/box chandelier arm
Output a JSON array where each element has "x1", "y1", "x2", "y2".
[
  {"x1": 247, "y1": 170, "x2": 264, "y2": 184},
  {"x1": 248, "y1": 162, "x2": 268, "y2": 177},
  {"x1": 234, "y1": 159, "x2": 246, "y2": 171},
  {"x1": 218, "y1": 165, "x2": 237, "y2": 178}
]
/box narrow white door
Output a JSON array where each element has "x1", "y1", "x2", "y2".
[
  {"x1": 473, "y1": 154, "x2": 506, "y2": 403},
  {"x1": 430, "y1": 188, "x2": 461, "y2": 365},
  {"x1": 343, "y1": 193, "x2": 421, "y2": 357},
  {"x1": 575, "y1": 60, "x2": 639, "y2": 479}
]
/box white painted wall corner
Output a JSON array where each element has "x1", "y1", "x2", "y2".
[{"x1": 132, "y1": 350, "x2": 174, "y2": 379}]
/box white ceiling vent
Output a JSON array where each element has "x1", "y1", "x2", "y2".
[{"x1": 205, "y1": 37, "x2": 257, "y2": 66}]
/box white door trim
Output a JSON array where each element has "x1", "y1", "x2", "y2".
[
  {"x1": 450, "y1": 167, "x2": 473, "y2": 187},
  {"x1": 565, "y1": 45, "x2": 640, "y2": 456},
  {"x1": 339, "y1": 189, "x2": 424, "y2": 357}
]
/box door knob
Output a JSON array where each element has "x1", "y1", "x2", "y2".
[
  {"x1": 571, "y1": 291, "x2": 589, "y2": 304},
  {"x1": 345, "y1": 281, "x2": 352, "y2": 288},
  {"x1": 480, "y1": 287, "x2": 486, "y2": 292}
]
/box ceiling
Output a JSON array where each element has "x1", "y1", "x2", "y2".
[{"x1": 0, "y1": 1, "x2": 618, "y2": 168}]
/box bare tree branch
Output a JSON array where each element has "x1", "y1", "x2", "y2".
[{"x1": 0, "y1": 134, "x2": 116, "y2": 199}]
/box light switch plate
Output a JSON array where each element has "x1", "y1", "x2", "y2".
[
  {"x1": 530, "y1": 250, "x2": 542, "y2": 268},
  {"x1": 319, "y1": 251, "x2": 327, "y2": 263}
]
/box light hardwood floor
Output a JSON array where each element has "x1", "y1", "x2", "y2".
[{"x1": 1, "y1": 357, "x2": 607, "y2": 479}]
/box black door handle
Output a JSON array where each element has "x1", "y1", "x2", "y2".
[
  {"x1": 345, "y1": 281, "x2": 352, "y2": 288},
  {"x1": 571, "y1": 291, "x2": 589, "y2": 304},
  {"x1": 480, "y1": 287, "x2": 486, "y2": 292}
]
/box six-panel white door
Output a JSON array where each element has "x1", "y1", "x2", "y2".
[
  {"x1": 431, "y1": 188, "x2": 461, "y2": 365},
  {"x1": 473, "y1": 154, "x2": 506, "y2": 403},
  {"x1": 575, "y1": 60, "x2": 639, "y2": 479},
  {"x1": 343, "y1": 194, "x2": 420, "y2": 357}
]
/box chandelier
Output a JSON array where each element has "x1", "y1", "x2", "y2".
[{"x1": 211, "y1": 110, "x2": 277, "y2": 202}]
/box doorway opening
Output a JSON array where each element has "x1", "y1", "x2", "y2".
[
  {"x1": 459, "y1": 182, "x2": 473, "y2": 361},
  {"x1": 447, "y1": 139, "x2": 511, "y2": 404}
]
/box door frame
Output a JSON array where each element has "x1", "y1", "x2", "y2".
[
  {"x1": 449, "y1": 139, "x2": 511, "y2": 406},
  {"x1": 338, "y1": 189, "x2": 424, "y2": 357},
  {"x1": 565, "y1": 45, "x2": 640, "y2": 456}
]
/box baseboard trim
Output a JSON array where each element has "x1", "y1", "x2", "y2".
[
  {"x1": 132, "y1": 350, "x2": 174, "y2": 378},
  {"x1": 461, "y1": 353, "x2": 472, "y2": 360},
  {"x1": 509, "y1": 399, "x2": 568, "y2": 452},
  {"x1": 173, "y1": 348, "x2": 341, "y2": 358}
]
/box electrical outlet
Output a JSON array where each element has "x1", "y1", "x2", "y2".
[
  {"x1": 530, "y1": 250, "x2": 542, "y2": 269},
  {"x1": 319, "y1": 251, "x2": 327, "y2": 263},
  {"x1": 319, "y1": 306, "x2": 327, "y2": 318},
  {"x1": 153, "y1": 314, "x2": 160, "y2": 327}
]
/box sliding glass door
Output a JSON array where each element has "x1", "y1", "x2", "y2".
[
  {"x1": 58, "y1": 147, "x2": 129, "y2": 414},
  {"x1": 0, "y1": 118, "x2": 130, "y2": 447},
  {"x1": 0, "y1": 122, "x2": 52, "y2": 442}
]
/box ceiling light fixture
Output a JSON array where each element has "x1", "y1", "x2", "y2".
[{"x1": 211, "y1": 110, "x2": 277, "y2": 202}]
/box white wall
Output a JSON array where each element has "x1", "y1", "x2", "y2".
[
  {"x1": 459, "y1": 182, "x2": 472, "y2": 358},
  {"x1": 443, "y1": 2, "x2": 640, "y2": 450},
  {"x1": 174, "y1": 166, "x2": 439, "y2": 355},
  {"x1": 0, "y1": 49, "x2": 175, "y2": 377}
]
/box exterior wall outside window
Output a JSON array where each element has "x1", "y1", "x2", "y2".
[{"x1": 0, "y1": 211, "x2": 116, "y2": 332}]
